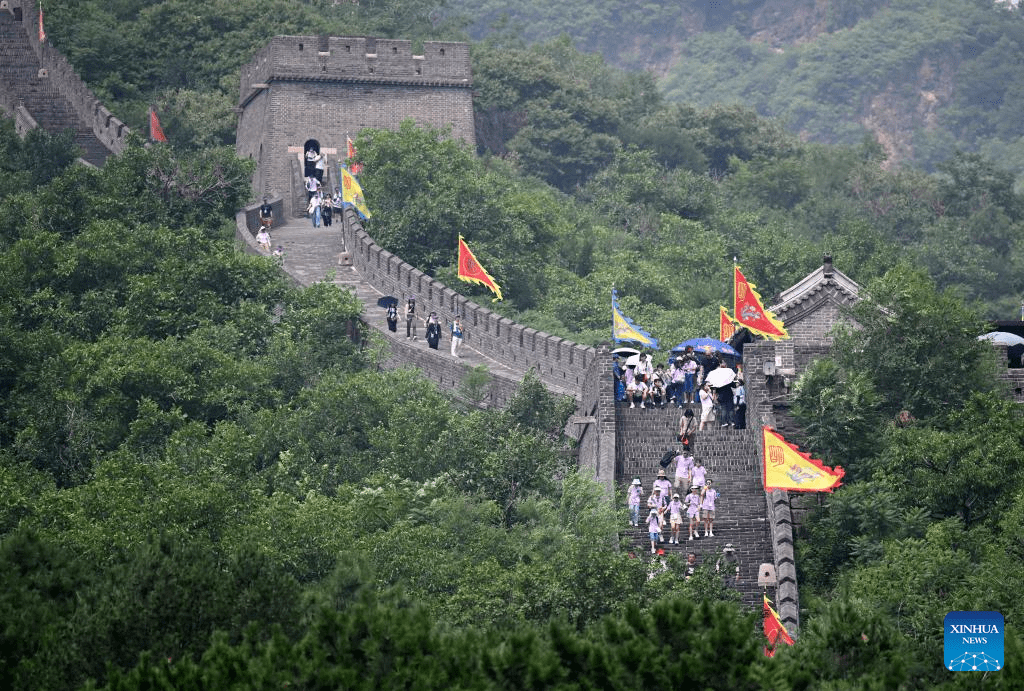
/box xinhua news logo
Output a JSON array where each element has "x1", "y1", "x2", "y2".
[{"x1": 944, "y1": 611, "x2": 1004, "y2": 672}]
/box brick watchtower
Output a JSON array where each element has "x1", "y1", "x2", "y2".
[{"x1": 235, "y1": 35, "x2": 475, "y2": 218}]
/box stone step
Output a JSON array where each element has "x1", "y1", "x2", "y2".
[{"x1": 0, "y1": 12, "x2": 110, "y2": 165}]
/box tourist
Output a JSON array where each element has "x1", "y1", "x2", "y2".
[
  {"x1": 627, "y1": 478, "x2": 642, "y2": 527},
  {"x1": 681, "y1": 349, "x2": 699, "y2": 404},
  {"x1": 685, "y1": 552, "x2": 697, "y2": 579},
  {"x1": 255, "y1": 226, "x2": 271, "y2": 252},
  {"x1": 630, "y1": 377, "x2": 649, "y2": 409},
  {"x1": 425, "y1": 312, "x2": 442, "y2": 349},
  {"x1": 405, "y1": 296, "x2": 417, "y2": 339},
  {"x1": 692, "y1": 459, "x2": 707, "y2": 489},
  {"x1": 314, "y1": 149, "x2": 326, "y2": 183},
  {"x1": 646, "y1": 487, "x2": 665, "y2": 535},
  {"x1": 701, "y1": 481, "x2": 719, "y2": 537},
  {"x1": 646, "y1": 509, "x2": 662, "y2": 554},
  {"x1": 613, "y1": 355, "x2": 627, "y2": 402},
  {"x1": 673, "y1": 447, "x2": 694, "y2": 490},
  {"x1": 654, "y1": 468, "x2": 672, "y2": 502},
  {"x1": 304, "y1": 175, "x2": 320, "y2": 203},
  {"x1": 685, "y1": 486, "x2": 701, "y2": 541},
  {"x1": 637, "y1": 353, "x2": 654, "y2": 384},
  {"x1": 667, "y1": 357, "x2": 685, "y2": 407},
  {"x1": 321, "y1": 195, "x2": 333, "y2": 227},
  {"x1": 306, "y1": 191, "x2": 322, "y2": 227},
  {"x1": 450, "y1": 317, "x2": 464, "y2": 357},
  {"x1": 668, "y1": 492, "x2": 684, "y2": 544},
  {"x1": 258, "y1": 197, "x2": 273, "y2": 229},
  {"x1": 385, "y1": 301, "x2": 398, "y2": 333},
  {"x1": 698, "y1": 383, "x2": 715, "y2": 430},
  {"x1": 306, "y1": 147, "x2": 323, "y2": 183},
  {"x1": 697, "y1": 350, "x2": 718, "y2": 387},
  {"x1": 649, "y1": 377, "x2": 666, "y2": 408},
  {"x1": 678, "y1": 408, "x2": 697, "y2": 446},
  {"x1": 733, "y1": 379, "x2": 746, "y2": 430}
]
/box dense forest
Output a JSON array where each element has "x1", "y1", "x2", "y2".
[
  {"x1": 3, "y1": 0, "x2": 1024, "y2": 687},
  {"x1": 445, "y1": 0, "x2": 1024, "y2": 186}
]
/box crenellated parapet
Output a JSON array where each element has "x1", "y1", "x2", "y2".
[
  {"x1": 340, "y1": 207, "x2": 597, "y2": 400},
  {"x1": 239, "y1": 36, "x2": 472, "y2": 102},
  {"x1": 2, "y1": 0, "x2": 129, "y2": 159}
]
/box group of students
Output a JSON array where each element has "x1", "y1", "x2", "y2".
[
  {"x1": 627, "y1": 451, "x2": 719, "y2": 554},
  {"x1": 614, "y1": 348, "x2": 746, "y2": 429},
  {"x1": 385, "y1": 296, "x2": 465, "y2": 357}
]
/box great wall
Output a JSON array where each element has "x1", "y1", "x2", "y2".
[{"x1": 7, "y1": 2, "x2": 1024, "y2": 635}]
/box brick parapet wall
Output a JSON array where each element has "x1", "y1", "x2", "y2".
[
  {"x1": 340, "y1": 208, "x2": 596, "y2": 400},
  {"x1": 240, "y1": 36, "x2": 472, "y2": 99},
  {"x1": 1001, "y1": 368, "x2": 1024, "y2": 404},
  {"x1": 0, "y1": 90, "x2": 37, "y2": 135},
  {"x1": 10, "y1": 0, "x2": 128, "y2": 154}
]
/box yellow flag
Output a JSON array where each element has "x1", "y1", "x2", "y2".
[
  {"x1": 762, "y1": 426, "x2": 844, "y2": 492},
  {"x1": 339, "y1": 165, "x2": 371, "y2": 219}
]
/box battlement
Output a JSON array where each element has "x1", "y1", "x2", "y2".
[
  {"x1": 2, "y1": 0, "x2": 128, "y2": 160},
  {"x1": 239, "y1": 36, "x2": 472, "y2": 105}
]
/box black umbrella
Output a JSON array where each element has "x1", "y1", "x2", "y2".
[{"x1": 377, "y1": 296, "x2": 398, "y2": 309}]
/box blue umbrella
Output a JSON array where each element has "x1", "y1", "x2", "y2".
[{"x1": 670, "y1": 338, "x2": 740, "y2": 358}]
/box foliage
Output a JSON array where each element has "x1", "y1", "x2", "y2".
[
  {"x1": 791, "y1": 359, "x2": 884, "y2": 478},
  {"x1": 830, "y1": 264, "x2": 998, "y2": 420}
]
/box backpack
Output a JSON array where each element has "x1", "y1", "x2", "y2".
[{"x1": 659, "y1": 449, "x2": 676, "y2": 468}]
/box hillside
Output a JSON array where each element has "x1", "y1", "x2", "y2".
[{"x1": 448, "y1": 0, "x2": 1024, "y2": 183}]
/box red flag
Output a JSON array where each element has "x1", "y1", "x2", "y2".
[
  {"x1": 457, "y1": 235, "x2": 503, "y2": 301},
  {"x1": 149, "y1": 108, "x2": 167, "y2": 143},
  {"x1": 734, "y1": 266, "x2": 789, "y2": 339},
  {"x1": 346, "y1": 136, "x2": 363, "y2": 175},
  {"x1": 38, "y1": 2, "x2": 46, "y2": 42},
  {"x1": 763, "y1": 595, "x2": 794, "y2": 655},
  {"x1": 719, "y1": 306, "x2": 736, "y2": 342}
]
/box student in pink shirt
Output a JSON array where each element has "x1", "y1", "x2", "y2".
[
  {"x1": 668, "y1": 493, "x2": 685, "y2": 544},
  {"x1": 654, "y1": 469, "x2": 673, "y2": 502},
  {"x1": 646, "y1": 509, "x2": 662, "y2": 554},
  {"x1": 701, "y1": 481, "x2": 719, "y2": 538},
  {"x1": 685, "y1": 485, "x2": 701, "y2": 540},
  {"x1": 627, "y1": 479, "x2": 642, "y2": 527},
  {"x1": 673, "y1": 449, "x2": 694, "y2": 490},
  {"x1": 692, "y1": 459, "x2": 707, "y2": 488}
]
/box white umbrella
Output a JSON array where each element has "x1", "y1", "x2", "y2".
[
  {"x1": 979, "y1": 331, "x2": 1024, "y2": 346},
  {"x1": 612, "y1": 346, "x2": 641, "y2": 356},
  {"x1": 625, "y1": 354, "x2": 641, "y2": 368},
  {"x1": 704, "y1": 367, "x2": 737, "y2": 388}
]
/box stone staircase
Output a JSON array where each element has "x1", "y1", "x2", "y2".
[
  {"x1": 0, "y1": 12, "x2": 109, "y2": 166},
  {"x1": 615, "y1": 402, "x2": 772, "y2": 608}
]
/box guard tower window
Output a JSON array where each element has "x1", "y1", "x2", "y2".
[
  {"x1": 439, "y1": 48, "x2": 445, "y2": 56},
  {"x1": 298, "y1": 43, "x2": 304, "y2": 51}
]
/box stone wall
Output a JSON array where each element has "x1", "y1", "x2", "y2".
[
  {"x1": 236, "y1": 36, "x2": 475, "y2": 217},
  {"x1": 340, "y1": 208, "x2": 597, "y2": 400},
  {"x1": 574, "y1": 351, "x2": 617, "y2": 497},
  {"x1": 6, "y1": 0, "x2": 129, "y2": 155}
]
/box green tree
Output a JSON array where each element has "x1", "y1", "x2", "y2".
[{"x1": 830, "y1": 264, "x2": 998, "y2": 420}]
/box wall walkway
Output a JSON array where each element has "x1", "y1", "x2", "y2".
[{"x1": 0, "y1": 1, "x2": 127, "y2": 164}]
